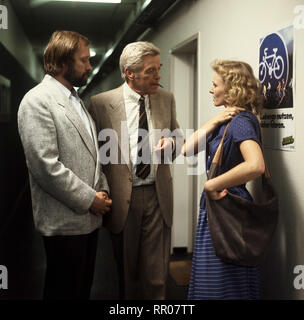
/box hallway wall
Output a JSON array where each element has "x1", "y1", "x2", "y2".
[
  {"x1": 85, "y1": 0, "x2": 304, "y2": 299},
  {"x1": 0, "y1": 0, "x2": 43, "y2": 298},
  {"x1": 0, "y1": 1, "x2": 45, "y2": 299},
  {"x1": 0, "y1": 1, "x2": 44, "y2": 228},
  {"x1": 0, "y1": 0, "x2": 43, "y2": 82}
]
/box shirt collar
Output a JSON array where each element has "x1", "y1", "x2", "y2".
[
  {"x1": 45, "y1": 74, "x2": 74, "y2": 99},
  {"x1": 123, "y1": 82, "x2": 149, "y2": 107}
]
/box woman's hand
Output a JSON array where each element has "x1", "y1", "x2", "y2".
[
  {"x1": 182, "y1": 106, "x2": 246, "y2": 157},
  {"x1": 204, "y1": 179, "x2": 228, "y2": 200},
  {"x1": 203, "y1": 139, "x2": 265, "y2": 201},
  {"x1": 213, "y1": 106, "x2": 246, "y2": 126}
]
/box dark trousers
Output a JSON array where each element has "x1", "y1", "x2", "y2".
[
  {"x1": 111, "y1": 184, "x2": 171, "y2": 300},
  {"x1": 42, "y1": 229, "x2": 99, "y2": 300}
]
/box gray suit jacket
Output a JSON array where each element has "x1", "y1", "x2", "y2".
[
  {"x1": 18, "y1": 75, "x2": 109, "y2": 236},
  {"x1": 89, "y1": 85, "x2": 182, "y2": 234}
]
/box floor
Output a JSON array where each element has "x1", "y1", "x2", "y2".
[
  {"x1": 91, "y1": 231, "x2": 191, "y2": 300},
  {"x1": 167, "y1": 249, "x2": 192, "y2": 300},
  {"x1": 0, "y1": 214, "x2": 191, "y2": 300}
]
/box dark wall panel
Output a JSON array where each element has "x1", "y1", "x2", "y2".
[{"x1": 0, "y1": 42, "x2": 44, "y2": 299}]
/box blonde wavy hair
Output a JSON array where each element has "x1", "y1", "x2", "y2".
[{"x1": 212, "y1": 60, "x2": 263, "y2": 116}]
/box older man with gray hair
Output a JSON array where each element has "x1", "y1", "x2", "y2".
[{"x1": 89, "y1": 41, "x2": 182, "y2": 299}]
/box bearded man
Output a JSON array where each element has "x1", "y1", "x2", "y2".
[{"x1": 17, "y1": 31, "x2": 112, "y2": 300}]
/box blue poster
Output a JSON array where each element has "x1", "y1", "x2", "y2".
[
  {"x1": 259, "y1": 26, "x2": 293, "y2": 109},
  {"x1": 259, "y1": 26, "x2": 295, "y2": 151}
]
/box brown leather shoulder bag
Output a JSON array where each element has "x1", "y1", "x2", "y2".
[{"x1": 206, "y1": 121, "x2": 279, "y2": 266}]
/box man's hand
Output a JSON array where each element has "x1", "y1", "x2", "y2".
[
  {"x1": 154, "y1": 137, "x2": 173, "y2": 152},
  {"x1": 90, "y1": 191, "x2": 112, "y2": 216},
  {"x1": 101, "y1": 191, "x2": 110, "y2": 200},
  {"x1": 154, "y1": 137, "x2": 174, "y2": 163}
]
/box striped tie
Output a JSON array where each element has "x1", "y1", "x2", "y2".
[{"x1": 135, "y1": 95, "x2": 151, "y2": 179}]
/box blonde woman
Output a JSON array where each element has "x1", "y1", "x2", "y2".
[{"x1": 183, "y1": 60, "x2": 265, "y2": 300}]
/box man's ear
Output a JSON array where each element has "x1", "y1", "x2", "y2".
[
  {"x1": 60, "y1": 63, "x2": 68, "y2": 75},
  {"x1": 125, "y1": 68, "x2": 135, "y2": 81}
]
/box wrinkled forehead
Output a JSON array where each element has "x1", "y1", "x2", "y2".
[{"x1": 141, "y1": 54, "x2": 161, "y2": 68}]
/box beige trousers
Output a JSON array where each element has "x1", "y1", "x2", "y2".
[{"x1": 111, "y1": 184, "x2": 171, "y2": 300}]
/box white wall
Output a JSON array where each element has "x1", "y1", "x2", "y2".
[
  {"x1": 0, "y1": 0, "x2": 43, "y2": 81},
  {"x1": 90, "y1": 0, "x2": 304, "y2": 299},
  {"x1": 146, "y1": 0, "x2": 304, "y2": 300},
  {"x1": 170, "y1": 51, "x2": 196, "y2": 251}
]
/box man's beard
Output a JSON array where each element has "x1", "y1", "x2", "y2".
[{"x1": 64, "y1": 62, "x2": 90, "y2": 87}]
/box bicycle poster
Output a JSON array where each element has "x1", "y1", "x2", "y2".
[{"x1": 259, "y1": 25, "x2": 295, "y2": 151}]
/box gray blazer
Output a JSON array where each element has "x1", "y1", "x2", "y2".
[{"x1": 18, "y1": 75, "x2": 109, "y2": 236}]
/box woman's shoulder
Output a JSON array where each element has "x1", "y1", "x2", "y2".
[
  {"x1": 230, "y1": 111, "x2": 259, "y2": 128},
  {"x1": 227, "y1": 111, "x2": 261, "y2": 143}
]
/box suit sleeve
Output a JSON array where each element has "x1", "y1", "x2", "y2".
[
  {"x1": 88, "y1": 97, "x2": 110, "y2": 195},
  {"x1": 18, "y1": 94, "x2": 96, "y2": 214},
  {"x1": 88, "y1": 97, "x2": 98, "y2": 131}
]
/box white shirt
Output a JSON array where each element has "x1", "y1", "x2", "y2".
[{"x1": 123, "y1": 82, "x2": 155, "y2": 186}]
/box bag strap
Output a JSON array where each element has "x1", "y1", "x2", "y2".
[
  {"x1": 256, "y1": 119, "x2": 271, "y2": 179},
  {"x1": 212, "y1": 122, "x2": 231, "y2": 166},
  {"x1": 211, "y1": 114, "x2": 271, "y2": 179}
]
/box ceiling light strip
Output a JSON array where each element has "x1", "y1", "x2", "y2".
[
  {"x1": 30, "y1": 0, "x2": 121, "y2": 7},
  {"x1": 58, "y1": 0, "x2": 121, "y2": 3}
]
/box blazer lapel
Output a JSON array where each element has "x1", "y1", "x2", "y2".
[
  {"x1": 107, "y1": 87, "x2": 131, "y2": 172},
  {"x1": 64, "y1": 101, "x2": 97, "y2": 163},
  {"x1": 82, "y1": 103, "x2": 100, "y2": 187},
  {"x1": 42, "y1": 76, "x2": 98, "y2": 163},
  {"x1": 82, "y1": 101, "x2": 99, "y2": 154},
  {"x1": 150, "y1": 92, "x2": 163, "y2": 174},
  {"x1": 150, "y1": 92, "x2": 164, "y2": 131}
]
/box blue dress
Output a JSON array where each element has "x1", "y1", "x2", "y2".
[{"x1": 188, "y1": 112, "x2": 261, "y2": 300}]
